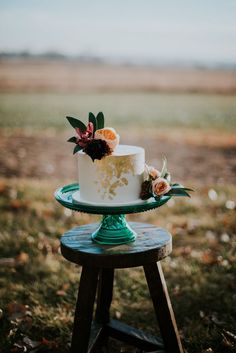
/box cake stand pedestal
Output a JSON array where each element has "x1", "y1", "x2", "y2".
[
  {"x1": 91, "y1": 214, "x2": 137, "y2": 244},
  {"x1": 54, "y1": 183, "x2": 170, "y2": 245}
]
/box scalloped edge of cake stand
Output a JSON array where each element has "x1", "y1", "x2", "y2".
[{"x1": 54, "y1": 183, "x2": 171, "y2": 216}]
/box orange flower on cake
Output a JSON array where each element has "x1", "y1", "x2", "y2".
[
  {"x1": 152, "y1": 177, "x2": 171, "y2": 196},
  {"x1": 147, "y1": 165, "x2": 161, "y2": 180},
  {"x1": 95, "y1": 127, "x2": 120, "y2": 151}
]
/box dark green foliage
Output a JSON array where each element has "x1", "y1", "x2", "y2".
[
  {"x1": 167, "y1": 184, "x2": 194, "y2": 197},
  {"x1": 96, "y1": 112, "x2": 105, "y2": 129},
  {"x1": 66, "y1": 116, "x2": 87, "y2": 131},
  {"x1": 88, "y1": 112, "x2": 97, "y2": 132},
  {"x1": 73, "y1": 144, "x2": 83, "y2": 154},
  {"x1": 67, "y1": 136, "x2": 77, "y2": 143}
]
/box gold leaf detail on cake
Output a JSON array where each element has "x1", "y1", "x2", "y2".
[
  {"x1": 121, "y1": 177, "x2": 128, "y2": 185},
  {"x1": 94, "y1": 155, "x2": 135, "y2": 200}
]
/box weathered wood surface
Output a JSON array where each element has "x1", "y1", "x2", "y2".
[
  {"x1": 95, "y1": 269, "x2": 114, "y2": 324},
  {"x1": 144, "y1": 262, "x2": 184, "y2": 353},
  {"x1": 70, "y1": 266, "x2": 99, "y2": 353},
  {"x1": 61, "y1": 222, "x2": 172, "y2": 268}
]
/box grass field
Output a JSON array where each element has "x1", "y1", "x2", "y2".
[
  {"x1": 0, "y1": 60, "x2": 236, "y2": 352},
  {"x1": 0, "y1": 92, "x2": 236, "y2": 130}
]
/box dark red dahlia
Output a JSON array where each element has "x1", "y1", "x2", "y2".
[
  {"x1": 140, "y1": 180, "x2": 152, "y2": 200},
  {"x1": 83, "y1": 139, "x2": 112, "y2": 161}
]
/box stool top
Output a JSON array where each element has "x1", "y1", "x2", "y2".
[{"x1": 61, "y1": 222, "x2": 172, "y2": 268}]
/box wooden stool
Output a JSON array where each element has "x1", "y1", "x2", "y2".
[{"x1": 61, "y1": 222, "x2": 184, "y2": 353}]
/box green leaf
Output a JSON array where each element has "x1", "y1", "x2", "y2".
[
  {"x1": 171, "y1": 184, "x2": 184, "y2": 189},
  {"x1": 89, "y1": 112, "x2": 97, "y2": 132},
  {"x1": 166, "y1": 188, "x2": 191, "y2": 197},
  {"x1": 171, "y1": 184, "x2": 194, "y2": 192},
  {"x1": 160, "y1": 157, "x2": 168, "y2": 178},
  {"x1": 66, "y1": 116, "x2": 87, "y2": 132},
  {"x1": 73, "y1": 145, "x2": 83, "y2": 155},
  {"x1": 67, "y1": 136, "x2": 77, "y2": 143},
  {"x1": 164, "y1": 172, "x2": 171, "y2": 182},
  {"x1": 183, "y1": 187, "x2": 194, "y2": 192},
  {"x1": 96, "y1": 112, "x2": 105, "y2": 129}
]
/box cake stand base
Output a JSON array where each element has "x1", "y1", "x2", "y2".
[{"x1": 91, "y1": 214, "x2": 136, "y2": 245}]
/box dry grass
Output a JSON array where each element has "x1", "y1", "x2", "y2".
[{"x1": 1, "y1": 59, "x2": 236, "y2": 93}]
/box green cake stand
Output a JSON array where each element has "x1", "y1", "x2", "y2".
[{"x1": 54, "y1": 183, "x2": 170, "y2": 245}]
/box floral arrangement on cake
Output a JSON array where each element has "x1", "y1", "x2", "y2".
[
  {"x1": 66, "y1": 112, "x2": 119, "y2": 161},
  {"x1": 140, "y1": 158, "x2": 193, "y2": 200},
  {"x1": 67, "y1": 112, "x2": 192, "y2": 200}
]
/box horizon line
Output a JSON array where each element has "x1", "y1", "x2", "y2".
[{"x1": 1, "y1": 50, "x2": 236, "y2": 70}]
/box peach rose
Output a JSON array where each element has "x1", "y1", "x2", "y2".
[
  {"x1": 152, "y1": 177, "x2": 171, "y2": 196},
  {"x1": 144, "y1": 164, "x2": 161, "y2": 181},
  {"x1": 147, "y1": 166, "x2": 161, "y2": 179},
  {"x1": 95, "y1": 127, "x2": 120, "y2": 151}
]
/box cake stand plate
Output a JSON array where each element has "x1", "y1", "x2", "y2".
[{"x1": 55, "y1": 183, "x2": 171, "y2": 245}]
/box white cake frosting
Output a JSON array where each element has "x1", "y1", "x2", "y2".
[{"x1": 77, "y1": 145, "x2": 145, "y2": 205}]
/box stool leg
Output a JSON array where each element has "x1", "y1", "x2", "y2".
[
  {"x1": 71, "y1": 266, "x2": 99, "y2": 353},
  {"x1": 95, "y1": 268, "x2": 114, "y2": 324},
  {"x1": 143, "y1": 262, "x2": 184, "y2": 353}
]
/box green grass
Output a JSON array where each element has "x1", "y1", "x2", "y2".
[
  {"x1": 0, "y1": 92, "x2": 236, "y2": 130},
  {"x1": 0, "y1": 178, "x2": 235, "y2": 352}
]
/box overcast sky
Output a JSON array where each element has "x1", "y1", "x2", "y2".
[{"x1": 0, "y1": 0, "x2": 236, "y2": 64}]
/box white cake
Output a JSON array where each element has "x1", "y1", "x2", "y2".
[{"x1": 77, "y1": 145, "x2": 145, "y2": 205}]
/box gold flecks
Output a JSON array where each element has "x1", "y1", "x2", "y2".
[
  {"x1": 121, "y1": 177, "x2": 128, "y2": 185},
  {"x1": 94, "y1": 155, "x2": 135, "y2": 200}
]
